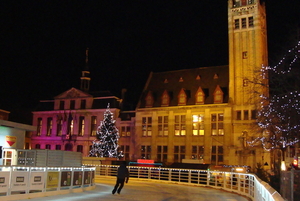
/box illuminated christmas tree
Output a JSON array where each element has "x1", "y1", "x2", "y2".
[{"x1": 89, "y1": 104, "x2": 123, "y2": 158}]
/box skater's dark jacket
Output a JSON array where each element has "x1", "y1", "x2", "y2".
[{"x1": 117, "y1": 164, "x2": 129, "y2": 180}]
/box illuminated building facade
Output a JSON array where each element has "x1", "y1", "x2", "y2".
[
  {"x1": 31, "y1": 49, "x2": 135, "y2": 158},
  {"x1": 133, "y1": 0, "x2": 270, "y2": 167},
  {"x1": 31, "y1": 0, "x2": 272, "y2": 168}
]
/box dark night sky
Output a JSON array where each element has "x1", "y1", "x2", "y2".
[{"x1": 1, "y1": 0, "x2": 299, "y2": 123}]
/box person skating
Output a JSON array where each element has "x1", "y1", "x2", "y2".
[{"x1": 112, "y1": 162, "x2": 129, "y2": 194}]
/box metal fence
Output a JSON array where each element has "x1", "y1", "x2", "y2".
[{"x1": 97, "y1": 165, "x2": 284, "y2": 201}]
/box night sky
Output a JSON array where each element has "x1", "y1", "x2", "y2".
[{"x1": 1, "y1": 0, "x2": 299, "y2": 123}]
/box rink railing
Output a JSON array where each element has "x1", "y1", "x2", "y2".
[
  {"x1": 0, "y1": 166, "x2": 95, "y2": 197},
  {"x1": 96, "y1": 165, "x2": 284, "y2": 201}
]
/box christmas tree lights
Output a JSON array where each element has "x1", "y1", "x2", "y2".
[
  {"x1": 89, "y1": 104, "x2": 123, "y2": 158},
  {"x1": 249, "y1": 40, "x2": 300, "y2": 151}
]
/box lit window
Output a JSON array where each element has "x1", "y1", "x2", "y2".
[
  {"x1": 192, "y1": 114, "x2": 204, "y2": 135},
  {"x1": 211, "y1": 113, "x2": 224, "y2": 135},
  {"x1": 78, "y1": 116, "x2": 85, "y2": 136},
  {"x1": 142, "y1": 117, "x2": 152, "y2": 137},
  {"x1": 57, "y1": 119, "x2": 62, "y2": 136},
  {"x1": 158, "y1": 116, "x2": 168, "y2": 136},
  {"x1": 90, "y1": 116, "x2": 97, "y2": 136},
  {"x1": 46, "y1": 117, "x2": 52, "y2": 136},
  {"x1": 175, "y1": 115, "x2": 186, "y2": 136},
  {"x1": 37, "y1": 118, "x2": 42, "y2": 136}
]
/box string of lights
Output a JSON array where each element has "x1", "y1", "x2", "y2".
[{"x1": 248, "y1": 40, "x2": 300, "y2": 151}]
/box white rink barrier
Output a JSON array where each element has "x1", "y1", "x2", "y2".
[
  {"x1": 93, "y1": 165, "x2": 284, "y2": 201},
  {"x1": 0, "y1": 166, "x2": 95, "y2": 196}
]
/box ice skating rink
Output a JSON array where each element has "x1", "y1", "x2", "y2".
[{"x1": 17, "y1": 176, "x2": 250, "y2": 201}]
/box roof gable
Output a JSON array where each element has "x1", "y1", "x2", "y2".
[{"x1": 55, "y1": 88, "x2": 92, "y2": 99}]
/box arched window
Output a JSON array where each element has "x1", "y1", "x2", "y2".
[
  {"x1": 35, "y1": 144, "x2": 41, "y2": 149},
  {"x1": 45, "y1": 144, "x2": 51, "y2": 149}
]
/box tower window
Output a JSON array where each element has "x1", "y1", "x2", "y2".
[
  {"x1": 242, "y1": 18, "x2": 247, "y2": 29},
  {"x1": 251, "y1": 110, "x2": 257, "y2": 120},
  {"x1": 242, "y1": 51, "x2": 248, "y2": 59},
  {"x1": 248, "y1": 16, "x2": 254, "y2": 27},
  {"x1": 243, "y1": 79, "x2": 249, "y2": 86},
  {"x1": 234, "y1": 19, "x2": 240, "y2": 29},
  {"x1": 244, "y1": 110, "x2": 249, "y2": 120},
  {"x1": 236, "y1": 111, "x2": 241, "y2": 120}
]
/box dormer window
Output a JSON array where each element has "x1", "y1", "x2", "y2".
[
  {"x1": 178, "y1": 88, "x2": 187, "y2": 106},
  {"x1": 213, "y1": 85, "x2": 224, "y2": 104},
  {"x1": 195, "y1": 87, "x2": 205, "y2": 104},
  {"x1": 145, "y1": 91, "x2": 154, "y2": 108},
  {"x1": 161, "y1": 90, "x2": 170, "y2": 107}
]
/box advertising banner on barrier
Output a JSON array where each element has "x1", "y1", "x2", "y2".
[
  {"x1": 84, "y1": 171, "x2": 91, "y2": 184},
  {"x1": 30, "y1": 172, "x2": 45, "y2": 190},
  {"x1": 73, "y1": 171, "x2": 83, "y2": 186},
  {"x1": 61, "y1": 171, "x2": 71, "y2": 187},
  {"x1": 11, "y1": 172, "x2": 28, "y2": 191},
  {"x1": 46, "y1": 172, "x2": 59, "y2": 188},
  {"x1": 0, "y1": 172, "x2": 10, "y2": 193}
]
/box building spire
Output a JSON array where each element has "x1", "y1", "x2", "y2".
[
  {"x1": 80, "y1": 48, "x2": 91, "y2": 92},
  {"x1": 85, "y1": 48, "x2": 89, "y2": 70}
]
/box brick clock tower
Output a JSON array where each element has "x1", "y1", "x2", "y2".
[
  {"x1": 228, "y1": 0, "x2": 268, "y2": 106},
  {"x1": 228, "y1": 0, "x2": 269, "y2": 166}
]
